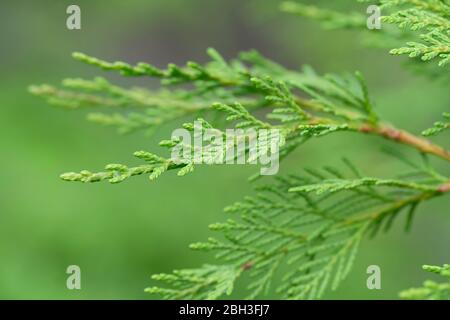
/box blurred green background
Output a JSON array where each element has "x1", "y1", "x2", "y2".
[{"x1": 0, "y1": 0, "x2": 448, "y2": 299}]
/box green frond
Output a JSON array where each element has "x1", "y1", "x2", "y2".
[
  {"x1": 149, "y1": 159, "x2": 445, "y2": 299},
  {"x1": 145, "y1": 265, "x2": 241, "y2": 300},
  {"x1": 282, "y1": 0, "x2": 450, "y2": 66},
  {"x1": 400, "y1": 264, "x2": 450, "y2": 299},
  {"x1": 280, "y1": 2, "x2": 367, "y2": 29},
  {"x1": 251, "y1": 76, "x2": 309, "y2": 121},
  {"x1": 382, "y1": 1, "x2": 450, "y2": 65},
  {"x1": 422, "y1": 112, "x2": 450, "y2": 136},
  {"x1": 85, "y1": 111, "x2": 166, "y2": 135},
  {"x1": 31, "y1": 11, "x2": 450, "y2": 300},
  {"x1": 42, "y1": 48, "x2": 391, "y2": 183},
  {"x1": 289, "y1": 177, "x2": 439, "y2": 194},
  {"x1": 60, "y1": 151, "x2": 189, "y2": 183},
  {"x1": 298, "y1": 124, "x2": 352, "y2": 138},
  {"x1": 31, "y1": 48, "x2": 381, "y2": 133},
  {"x1": 29, "y1": 84, "x2": 123, "y2": 109},
  {"x1": 212, "y1": 102, "x2": 272, "y2": 129}
]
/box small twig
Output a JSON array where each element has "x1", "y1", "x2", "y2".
[
  {"x1": 359, "y1": 124, "x2": 450, "y2": 162},
  {"x1": 438, "y1": 181, "x2": 450, "y2": 193}
]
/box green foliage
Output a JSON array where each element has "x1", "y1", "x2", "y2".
[
  {"x1": 59, "y1": 151, "x2": 187, "y2": 183},
  {"x1": 282, "y1": 0, "x2": 450, "y2": 66},
  {"x1": 146, "y1": 158, "x2": 447, "y2": 299},
  {"x1": 381, "y1": 0, "x2": 450, "y2": 64},
  {"x1": 31, "y1": 48, "x2": 393, "y2": 182},
  {"x1": 289, "y1": 177, "x2": 438, "y2": 194},
  {"x1": 422, "y1": 112, "x2": 450, "y2": 136},
  {"x1": 400, "y1": 264, "x2": 450, "y2": 299},
  {"x1": 281, "y1": 2, "x2": 367, "y2": 29},
  {"x1": 31, "y1": 1, "x2": 450, "y2": 300},
  {"x1": 145, "y1": 265, "x2": 240, "y2": 300}
]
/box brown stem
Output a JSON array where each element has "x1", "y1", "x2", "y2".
[
  {"x1": 358, "y1": 123, "x2": 450, "y2": 162},
  {"x1": 294, "y1": 97, "x2": 450, "y2": 162},
  {"x1": 438, "y1": 181, "x2": 450, "y2": 193}
]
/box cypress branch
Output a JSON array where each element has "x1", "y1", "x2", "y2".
[
  {"x1": 283, "y1": 0, "x2": 450, "y2": 66},
  {"x1": 31, "y1": 1, "x2": 450, "y2": 300},
  {"x1": 400, "y1": 264, "x2": 450, "y2": 299}
]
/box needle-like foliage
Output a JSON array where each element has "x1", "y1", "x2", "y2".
[
  {"x1": 282, "y1": 0, "x2": 450, "y2": 66},
  {"x1": 145, "y1": 265, "x2": 240, "y2": 300},
  {"x1": 400, "y1": 264, "x2": 450, "y2": 299},
  {"x1": 146, "y1": 158, "x2": 448, "y2": 299},
  {"x1": 422, "y1": 112, "x2": 450, "y2": 136},
  {"x1": 33, "y1": 48, "x2": 411, "y2": 182},
  {"x1": 31, "y1": 1, "x2": 450, "y2": 300},
  {"x1": 30, "y1": 48, "x2": 450, "y2": 182}
]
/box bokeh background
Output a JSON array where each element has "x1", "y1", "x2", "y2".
[{"x1": 0, "y1": 0, "x2": 448, "y2": 299}]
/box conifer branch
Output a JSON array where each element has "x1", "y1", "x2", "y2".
[
  {"x1": 31, "y1": 49, "x2": 450, "y2": 184},
  {"x1": 422, "y1": 112, "x2": 450, "y2": 137},
  {"x1": 31, "y1": 1, "x2": 450, "y2": 300},
  {"x1": 147, "y1": 158, "x2": 447, "y2": 299},
  {"x1": 282, "y1": 0, "x2": 450, "y2": 66},
  {"x1": 400, "y1": 264, "x2": 450, "y2": 299}
]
